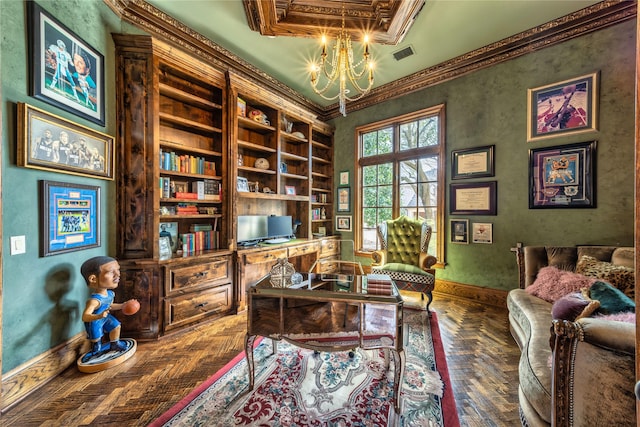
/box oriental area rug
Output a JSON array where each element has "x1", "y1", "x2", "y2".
[{"x1": 150, "y1": 310, "x2": 459, "y2": 427}]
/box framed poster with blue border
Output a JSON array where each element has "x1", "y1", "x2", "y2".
[
  {"x1": 28, "y1": 1, "x2": 105, "y2": 126},
  {"x1": 40, "y1": 180, "x2": 101, "y2": 256}
]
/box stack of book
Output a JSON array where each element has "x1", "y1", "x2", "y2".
[
  {"x1": 366, "y1": 274, "x2": 393, "y2": 295},
  {"x1": 176, "y1": 203, "x2": 198, "y2": 215}
]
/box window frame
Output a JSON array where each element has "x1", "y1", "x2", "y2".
[{"x1": 354, "y1": 104, "x2": 446, "y2": 267}]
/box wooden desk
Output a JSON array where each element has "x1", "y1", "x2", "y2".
[
  {"x1": 235, "y1": 237, "x2": 340, "y2": 312},
  {"x1": 245, "y1": 273, "x2": 405, "y2": 411}
]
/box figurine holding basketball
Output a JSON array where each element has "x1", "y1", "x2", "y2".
[{"x1": 77, "y1": 255, "x2": 138, "y2": 373}]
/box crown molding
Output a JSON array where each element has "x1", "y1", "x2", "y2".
[{"x1": 105, "y1": 0, "x2": 636, "y2": 122}]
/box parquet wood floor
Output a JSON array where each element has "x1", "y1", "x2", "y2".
[{"x1": 1, "y1": 293, "x2": 521, "y2": 426}]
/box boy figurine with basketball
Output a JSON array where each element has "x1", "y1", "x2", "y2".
[{"x1": 79, "y1": 256, "x2": 139, "y2": 368}]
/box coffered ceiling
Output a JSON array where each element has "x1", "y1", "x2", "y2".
[
  {"x1": 242, "y1": 0, "x2": 425, "y2": 44},
  {"x1": 132, "y1": 0, "x2": 629, "y2": 117}
]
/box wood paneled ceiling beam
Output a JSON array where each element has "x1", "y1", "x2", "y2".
[{"x1": 242, "y1": 0, "x2": 425, "y2": 45}]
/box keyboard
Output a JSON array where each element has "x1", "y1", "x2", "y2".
[{"x1": 263, "y1": 237, "x2": 290, "y2": 244}]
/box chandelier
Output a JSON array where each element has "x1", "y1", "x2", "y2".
[{"x1": 309, "y1": 5, "x2": 374, "y2": 116}]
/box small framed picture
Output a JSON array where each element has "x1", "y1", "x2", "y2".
[
  {"x1": 339, "y1": 171, "x2": 349, "y2": 186},
  {"x1": 472, "y1": 222, "x2": 493, "y2": 244},
  {"x1": 159, "y1": 222, "x2": 179, "y2": 252},
  {"x1": 237, "y1": 177, "x2": 249, "y2": 192},
  {"x1": 40, "y1": 180, "x2": 101, "y2": 256},
  {"x1": 158, "y1": 236, "x2": 172, "y2": 260},
  {"x1": 336, "y1": 215, "x2": 352, "y2": 232},
  {"x1": 337, "y1": 187, "x2": 350, "y2": 212},
  {"x1": 450, "y1": 219, "x2": 469, "y2": 244},
  {"x1": 450, "y1": 181, "x2": 497, "y2": 215},
  {"x1": 318, "y1": 226, "x2": 327, "y2": 236},
  {"x1": 451, "y1": 145, "x2": 494, "y2": 180},
  {"x1": 285, "y1": 185, "x2": 296, "y2": 195}
]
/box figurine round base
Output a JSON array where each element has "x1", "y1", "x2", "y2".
[{"x1": 77, "y1": 338, "x2": 137, "y2": 373}]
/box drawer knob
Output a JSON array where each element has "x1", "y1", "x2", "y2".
[
  {"x1": 196, "y1": 271, "x2": 208, "y2": 277},
  {"x1": 195, "y1": 302, "x2": 208, "y2": 309}
]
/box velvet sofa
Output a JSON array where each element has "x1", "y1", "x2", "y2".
[{"x1": 506, "y1": 245, "x2": 636, "y2": 427}]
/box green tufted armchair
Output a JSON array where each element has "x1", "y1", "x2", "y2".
[{"x1": 371, "y1": 216, "x2": 437, "y2": 313}]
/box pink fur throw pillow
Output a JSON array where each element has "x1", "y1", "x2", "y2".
[
  {"x1": 593, "y1": 312, "x2": 636, "y2": 323},
  {"x1": 526, "y1": 266, "x2": 597, "y2": 303}
]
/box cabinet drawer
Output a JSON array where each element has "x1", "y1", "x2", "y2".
[
  {"x1": 243, "y1": 249, "x2": 288, "y2": 265},
  {"x1": 167, "y1": 258, "x2": 231, "y2": 294},
  {"x1": 288, "y1": 242, "x2": 319, "y2": 258},
  {"x1": 320, "y1": 239, "x2": 340, "y2": 257},
  {"x1": 165, "y1": 284, "x2": 232, "y2": 331}
]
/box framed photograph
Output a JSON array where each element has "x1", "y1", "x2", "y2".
[
  {"x1": 28, "y1": 1, "x2": 105, "y2": 125},
  {"x1": 452, "y1": 145, "x2": 494, "y2": 179},
  {"x1": 472, "y1": 222, "x2": 493, "y2": 244},
  {"x1": 529, "y1": 141, "x2": 596, "y2": 208},
  {"x1": 18, "y1": 102, "x2": 114, "y2": 180},
  {"x1": 159, "y1": 222, "x2": 179, "y2": 252},
  {"x1": 336, "y1": 215, "x2": 352, "y2": 232},
  {"x1": 158, "y1": 237, "x2": 172, "y2": 260},
  {"x1": 450, "y1": 219, "x2": 469, "y2": 244},
  {"x1": 450, "y1": 181, "x2": 497, "y2": 215},
  {"x1": 40, "y1": 180, "x2": 100, "y2": 257},
  {"x1": 285, "y1": 185, "x2": 296, "y2": 196},
  {"x1": 237, "y1": 177, "x2": 249, "y2": 192},
  {"x1": 527, "y1": 72, "x2": 598, "y2": 142},
  {"x1": 339, "y1": 171, "x2": 350, "y2": 186},
  {"x1": 337, "y1": 187, "x2": 351, "y2": 212}
]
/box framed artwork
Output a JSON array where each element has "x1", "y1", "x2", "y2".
[
  {"x1": 527, "y1": 72, "x2": 598, "y2": 142},
  {"x1": 159, "y1": 221, "x2": 179, "y2": 252},
  {"x1": 237, "y1": 177, "x2": 249, "y2": 192},
  {"x1": 28, "y1": 1, "x2": 105, "y2": 125},
  {"x1": 450, "y1": 219, "x2": 469, "y2": 244},
  {"x1": 285, "y1": 185, "x2": 296, "y2": 195},
  {"x1": 339, "y1": 171, "x2": 350, "y2": 186},
  {"x1": 40, "y1": 180, "x2": 100, "y2": 256},
  {"x1": 18, "y1": 103, "x2": 114, "y2": 180},
  {"x1": 450, "y1": 181, "x2": 497, "y2": 215},
  {"x1": 158, "y1": 237, "x2": 172, "y2": 260},
  {"x1": 529, "y1": 141, "x2": 596, "y2": 208},
  {"x1": 337, "y1": 187, "x2": 350, "y2": 212},
  {"x1": 451, "y1": 145, "x2": 494, "y2": 179},
  {"x1": 472, "y1": 222, "x2": 493, "y2": 244},
  {"x1": 336, "y1": 215, "x2": 352, "y2": 232}
]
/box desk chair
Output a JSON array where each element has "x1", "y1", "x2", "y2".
[{"x1": 371, "y1": 216, "x2": 436, "y2": 313}]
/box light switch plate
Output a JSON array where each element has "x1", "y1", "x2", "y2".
[{"x1": 10, "y1": 235, "x2": 26, "y2": 255}]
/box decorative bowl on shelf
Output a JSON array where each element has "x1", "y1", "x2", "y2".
[
  {"x1": 254, "y1": 158, "x2": 270, "y2": 170},
  {"x1": 292, "y1": 131, "x2": 305, "y2": 139}
]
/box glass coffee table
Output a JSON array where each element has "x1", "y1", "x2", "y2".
[{"x1": 245, "y1": 270, "x2": 405, "y2": 410}]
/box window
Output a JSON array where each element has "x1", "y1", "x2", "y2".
[{"x1": 355, "y1": 105, "x2": 445, "y2": 264}]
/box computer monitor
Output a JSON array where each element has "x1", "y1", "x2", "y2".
[{"x1": 267, "y1": 215, "x2": 293, "y2": 239}]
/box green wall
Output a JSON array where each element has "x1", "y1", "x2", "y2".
[
  {"x1": 0, "y1": 1, "x2": 635, "y2": 375},
  {"x1": 333, "y1": 20, "x2": 636, "y2": 292},
  {"x1": 1, "y1": 0, "x2": 124, "y2": 373}
]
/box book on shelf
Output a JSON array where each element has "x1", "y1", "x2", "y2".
[
  {"x1": 174, "y1": 192, "x2": 198, "y2": 200},
  {"x1": 160, "y1": 149, "x2": 217, "y2": 176},
  {"x1": 180, "y1": 230, "x2": 220, "y2": 252}
]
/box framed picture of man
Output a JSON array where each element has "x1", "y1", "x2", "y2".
[{"x1": 28, "y1": 1, "x2": 105, "y2": 125}]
